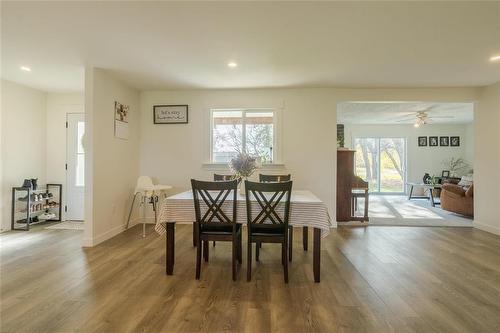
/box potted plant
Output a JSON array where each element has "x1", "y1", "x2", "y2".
[
  {"x1": 430, "y1": 175, "x2": 441, "y2": 198},
  {"x1": 229, "y1": 153, "x2": 259, "y2": 194},
  {"x1": 442, "y1": 157, "x2": 470, "y2": 177}
]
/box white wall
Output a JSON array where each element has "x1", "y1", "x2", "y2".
[
  {"x1": 464, "y1": 123, "x2": 475, "y2": 165},
  {"x1": 474, "y1": 82, "x2": 500, "y2": 235},
  {"x1": 0, "y1": 81, "x2": 2, "y2": 230},
  {"x1": 84, "y1": 68, "x2": 140, "y2": 246},
  {"x1": 343, "y1": 123, "x2": 473, "y2": 192},
  {"x1": 1, "y1": 80, "x2": 47, "y2": 231},
  {"x1": 139, "y1": 89, "x2": 337, "y2": 221},
  {"x1": 46, "y1": 93, "x2": 84, "y2": 221},
  {"x1": 139, "y1": 87, "x2": 480, "y2": 224}
]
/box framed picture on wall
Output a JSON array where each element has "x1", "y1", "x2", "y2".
[
  {"x1": 153, "y1": 105, "x2": 188, "y2": 124},
  {"x1": 440, "y1": 136, "x2": 449, "y2": 146},
  {"x1": 114, "y1": 101, "x2": 129, "y2": 140},
  {"x1": 429, "y1": 136, "x2": 438, "y2": 146},
  {"x1": 450, "y1": 136, "x2": 460, "y2": 147},
  {"x1": 418, "y1": 136, "x2": 428, "y2": 146}
]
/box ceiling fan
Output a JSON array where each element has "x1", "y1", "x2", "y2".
[{"x1": 396, "y1": 108, "x2": 454, "y2": 127}]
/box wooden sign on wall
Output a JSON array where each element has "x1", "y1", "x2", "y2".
[{"x1": 153, "y1": 105, "x2": 189, "y2": 124}]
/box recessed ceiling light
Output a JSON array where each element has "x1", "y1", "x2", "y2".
[
  {"x1": 227, "y1": 62, "x2": 238, "y2": 68},
  {"x1": 20, "y1": 66, "x2": 31, "y2": 72},
  {"x1": 490, "y1": 55, "x2": 500, "y2": 62}
]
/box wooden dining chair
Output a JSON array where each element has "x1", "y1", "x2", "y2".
[
  {"x1": 245, "y1": 180, "x2": 292, "y2": 283},
  {"x1": 214, "y1": 174, "x2": 234, "y2": 181},
  {"x1": 212, "y1": 174, "x2": 238, "y2": 247},
  {"x1": 259, "y1": 174, "x2": 291, "y2": 182},
  {"x1": 258, "y1": 173, "x2": 298, "y2": 261},
  {"x1": 191, "y1": 179, "x2": 242, "y2": 281}
]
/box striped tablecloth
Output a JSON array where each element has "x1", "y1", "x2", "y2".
[{"x1": 155, "y1": 190, "x2": 332, "y2": 238}]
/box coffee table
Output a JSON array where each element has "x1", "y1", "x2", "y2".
[{"x1": 406, "y1": 182, "x2": 442, "y2": 207}]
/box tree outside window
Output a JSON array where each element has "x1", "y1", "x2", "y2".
[{"x1": 354, "y1": 137, "x2": 406, "y2": 193}]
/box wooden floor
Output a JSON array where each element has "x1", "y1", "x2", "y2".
[{"x1": 1, "y1": 224, "x2": 500, "y2": 333}]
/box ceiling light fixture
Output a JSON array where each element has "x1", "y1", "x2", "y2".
[
  {"x1": 20, "y1": 66, "x2": 31, "y2": 72},
  {"x1": 414, "y1": 118, "x2": 425, "y2": 128},
  {"x1": 227, "y1": 61, "x2": 238, "y2": 68},
  {"x1": 490, "y1": 55, "x2": 500, "y2": 62}
]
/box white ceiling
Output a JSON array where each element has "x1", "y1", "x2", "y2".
[
  {"x1": 337, "y1": 102, "x2": 474, "y2": 125},
  {"x1": 1, "y1": 1, "x2": 500, "y2": 92}
]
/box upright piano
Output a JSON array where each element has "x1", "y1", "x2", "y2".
[{"x1": 337, "y1": 149, "x2": 369, "y2": 222}]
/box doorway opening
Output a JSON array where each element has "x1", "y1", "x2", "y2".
[{"x1": 336, "y1": 101, "x2": 474, "y2": 227}]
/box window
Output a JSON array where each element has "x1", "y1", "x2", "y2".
[{"x1": 211, "y1": 109, "x2": 276, "y2": 164}]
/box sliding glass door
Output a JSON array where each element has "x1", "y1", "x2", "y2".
[{"x1": 353, "y1": 137, "x2": 406, "y2": 193}]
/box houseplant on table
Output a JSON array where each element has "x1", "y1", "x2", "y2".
[
  {"x1": 229, "y1": 153, "x2": 259, "y2": 194},
  {"x1": 442, "y1": 157, "x2": 470, "y2": 177}
]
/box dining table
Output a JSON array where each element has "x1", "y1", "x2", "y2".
[{"x1": 155, "y1": 190, "x2": 332, "y2": 282}]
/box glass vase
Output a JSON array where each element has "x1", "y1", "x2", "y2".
[{"x1": 239, "y1": 177, "x2": 247, "y2": 196}]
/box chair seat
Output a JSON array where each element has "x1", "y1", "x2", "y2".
[
  {"x1": 201, "y1": 223, "x2": 241, "y2": 235},
  {"x1": 251, "y1": 233, "x2": 286, "y2": 241},
  {"x1": 250, "y1": 224, "x2": 285, "y2": 235}
]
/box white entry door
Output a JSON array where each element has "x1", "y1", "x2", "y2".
[{"x1": 66, "y1": 113, "x2": 85, "y2": 220}]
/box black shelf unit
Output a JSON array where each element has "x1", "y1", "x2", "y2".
[{"x1": 11, "y1": 183, "x2": 62, "y2": 231}]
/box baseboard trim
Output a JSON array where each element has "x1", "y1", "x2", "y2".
[
  {"x1": 91, "y1": 224, "x2": 126, "y2": 247},
  {"x1": 473, "y1": 221, "x2": 500, "y2": 236},
  {"x1": 127, "y1": 217, "x2": 156, "y2": 226},
  {"x1": 82, "y1": 237, "x2": 94, "y2": 247}
]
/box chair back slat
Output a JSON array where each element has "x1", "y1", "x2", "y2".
[
  {"x1": 245, "y1": 180, "x2": 292, "y2": 231},
  {"x1": 259, "y1": 174, "x2": 291, "y2": 183},
  {"x1": 214, "y1": 174, "x2": 234, "y2": 181},
  {"x1": 191, "y1": 179, "x2": 238, "y2": 228}
]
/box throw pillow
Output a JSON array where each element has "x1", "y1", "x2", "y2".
[
  {"x1": 458, "y1": 174, "x2": 473, "y2": 187},
  {"x1": 465, "y1": 185, "x2": 474, "y2": 198}
]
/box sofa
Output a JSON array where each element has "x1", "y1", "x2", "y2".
[{"x1": 440, "y1": 182, "x2": 474, "y2": 217}]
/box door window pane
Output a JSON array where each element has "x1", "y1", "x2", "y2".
[
  {"x1": 75, "y1": 121, "x2": 85, "y2": 186},
  {"x1": 76, "y1": 154, "x2": 85, "y2": 187},
  {"x1": 380, "y1": 138, "x2": 405, "y2": 192},
  {"x1": 354, "y1": 138, "x2": 379, "y2": 192},
  {"x1": 354, "y1": 137, "x2": 406, "y2": 193},
  {"x1": 77, "y1": 121, "x2": 85, "y2": 154}
]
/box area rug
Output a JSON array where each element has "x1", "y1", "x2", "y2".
[
  {"x1": 345, "y1": 195, "x2": 473, "y2": 227},
  {"x1": 45, "y1": 221, "x2": 84, "y2": 230}
]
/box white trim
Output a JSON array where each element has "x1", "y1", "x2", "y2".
[
  {"x1": 84, "y1": 218, "x2": 167, "y2": 246},
  {"x1": 90, "y1": 224, "x2": 125, "y2": 246},
  {"x1": 128, "y1": 217, "x2": 156, "y2": 225},
  {"x1": 473, "y1": 221, "x2": 500, "y2": 236},
  {"x1": 83, "y1": 67, "x2": 94, "y2": 247},
  {"x1": 82, "y1": 237, "x2": 93, "y2": 247}
]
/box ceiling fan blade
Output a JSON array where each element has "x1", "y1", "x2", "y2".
[
  {"x1": 398, "y1": 112, "x2": 417, "y2": 116},
  {"x1": 428, "y1": 116, "x2": 454, "y2": 119},
  {"x1": 395, "y1": 118, "x2": 416, "y2": 122}
]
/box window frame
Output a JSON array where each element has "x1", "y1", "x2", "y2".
[{"x1": 209, "y1": 108, "x2": 281, "y2": 165}]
